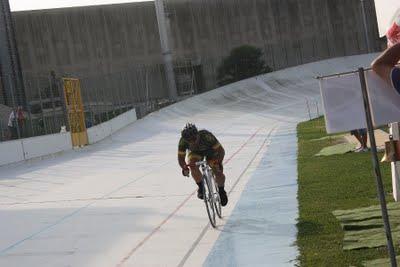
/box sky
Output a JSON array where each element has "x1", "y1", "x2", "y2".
[{"x1": 9, "y1": 0, "x2": 153, "y2": 11}]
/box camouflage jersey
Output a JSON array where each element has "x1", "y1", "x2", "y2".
[{"x1": 178, "y1": 130, "x2": 222, "y2": 158}]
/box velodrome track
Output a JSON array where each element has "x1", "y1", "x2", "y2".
[{"x1": 0, "y1": 54, "x2": 377, "y2": 267}]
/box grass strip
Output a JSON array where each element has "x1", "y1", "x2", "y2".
[{"x1": 296, "y1": 117, "x2": 399, "y2": 266}]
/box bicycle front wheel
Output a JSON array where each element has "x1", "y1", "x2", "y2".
[
  {"x1": 212, "y1": 174, "x2": 222, "y2": 219},
  {"x1": 203, "y1": 175, "x2": 216, "y2": 228}
]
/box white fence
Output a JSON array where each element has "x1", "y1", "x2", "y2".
[
  {"x1": 0, "y1": 109, "x2": 137, "y2": 167},
  {"x1": 87, "y1": 109, "x2": 137, "y2": 144}
]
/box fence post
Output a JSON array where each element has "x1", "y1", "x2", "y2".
[
  {"x1": 86, "y1": 78, "x2": 95, "y2": 127},
  {"x1": 102, "y1": 79, "x2": 110, "y2": 121},
  {"x1": 359, "y1": 68, "x2": 397, "y2": 267},
  {"x1": 146, "y1": 66, "x2": 150, "y2": 108},
  {"x1": 0, "y1": 119, "x2": 4, "y2": 141},
  {"x1": 315, "y1": 100, "x2": 319, "y2": 118},
  {"x1": 24, "y1": 77, "x2": 35, "y2": 137},
  {"x1": 36, "y1": 78, "x2": 48, "y2": 135},
  {"x1": 93, "y1": 76, "x2": 102, "y2": 124},
  {"x1": 127, "y1": 68, "x2": 135, "y2": 110},
  {"x1": 48, "y1": 74, "x2": 57, "y2": 133},
  {"x1": 117, "y1": 72, "x2": 123, "y2": 113},
  {"x1": 305, "y1": 98, "x2": 312, "y2": 120}
]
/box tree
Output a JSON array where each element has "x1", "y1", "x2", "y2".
[{"x1": 217, "y1": 45, "x2": 272, "y2": 86}]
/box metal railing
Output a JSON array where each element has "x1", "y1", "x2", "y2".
[{"x1": 0, "y1": 61, "x2": 201, "y2": 142}]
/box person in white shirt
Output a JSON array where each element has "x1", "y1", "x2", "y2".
[
  {"x1": 7, "y1": 106, "x2": 25, "y2": 140},
  {"x1": 7, "y1": 110, "x2": 17, "y2": 139}
]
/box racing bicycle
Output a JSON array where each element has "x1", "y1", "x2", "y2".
[{"x1": 195, "y1": 160, "x2": 222, "y2": 228}]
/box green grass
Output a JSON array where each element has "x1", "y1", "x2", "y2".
[
  {"x1": 378, "y1": 125, "x2": 390, "y2": 133},
  {"x1": 296, "y1": 117, "x2": 399, "y2": 267}
]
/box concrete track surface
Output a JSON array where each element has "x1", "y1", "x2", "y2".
[{"x1": 0, "y1": 54, "x2": 377, "y2": 267}]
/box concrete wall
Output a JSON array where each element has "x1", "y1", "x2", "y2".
[
  {"x1": 87, "y1": 108, "x2": 137, "y2": 144},
  {"x1": 167, "y1": 0, "x2": 382, "y2": 88},
  {"x1": 0, "y1": 132, "x2": 71, "y2": 166},
  {"x1": 11, "y1": 0, "x2": 382, "y2": 91},
  {"x1": 0, "y1": 107, "x2": 137, "y2": 166},
  {"x1": 13, "y1": 2, "x2": 162, "y2": 76}
]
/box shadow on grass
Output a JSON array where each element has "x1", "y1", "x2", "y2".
[{"x1": 297, "y1": 220, "x2": 324, "y2": 236}]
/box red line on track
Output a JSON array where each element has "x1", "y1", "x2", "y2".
[
  {"x1": 116, "y1": 191, "x2": 196, "y2": 267},
  {"x1": 116, "y1": 126, "x2": 264, "y2": 266},
  {"x1": 223, "y1": 127, "x2": 264, "y2": 165}
]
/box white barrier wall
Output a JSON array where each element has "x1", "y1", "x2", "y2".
[
  {"x1": 0, "y1": 140, "x2": 25, "y2": 166},
  {"x1": 87, "y1": 109, "x2": 137, "y2": 144},
  {"x1": 0, "y1": 109, "x2": 137, "y2": 167},
  {"x1": 21, "y1": 133, "x2": 72, "y2": 160},
  {"x1": 0, "y1": 132, "x2": 72, "y2": 167}
]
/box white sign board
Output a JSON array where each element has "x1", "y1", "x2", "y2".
[
  {"x1": 320, "y1": 70, "x2": 400, "y2": 134},
  {"x1": 320, "y1": 74, "x2": 367, "y2": 133},
  {"x1": 374, "y1": 0, "x2": 400, "y2": 37}
]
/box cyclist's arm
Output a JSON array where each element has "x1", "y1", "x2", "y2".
[
  {"x1": 178, "y1": 137, "x2": 188, "y2": 169},
  {"x1": 372, "y1": 43, "x2": 400, "y2": 86},
  {"x1": 178, "y1": 152, "x2": 187, "y2": 169},
  {"x1": 212, "y1": 143, "x2": 225, "y2": 162},
  {"x1": 205, "y1": 131, "x2": 225, "y2": 162}
]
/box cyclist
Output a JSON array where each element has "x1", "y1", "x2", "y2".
[{"x1": 178, "y1": 123, "x2": 228, "y2": 206}]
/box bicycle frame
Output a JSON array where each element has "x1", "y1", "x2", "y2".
[
  {"x1": 195, "y1": 160, "x2": 222, "y2": 227},
  {"x1": 195, "y1": 160, "x2": 213, "y2": 181}
]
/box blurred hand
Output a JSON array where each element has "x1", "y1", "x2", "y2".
[{"x1": 182, "y1": 166, "x2": 190, "y2": 177}]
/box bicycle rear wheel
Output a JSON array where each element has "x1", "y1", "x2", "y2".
[{"x1": 203, "y1": 175, "x2": 216, "y2": 228}]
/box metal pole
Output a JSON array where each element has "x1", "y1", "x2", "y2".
[
  {"x1": 146, "y1": 67, "x2": 150, "y2": 108},
  {"x1": 48, "y1": 74, "x2": 57, "y2": 133},
  {"x1": 88, "y1": 80, "x2": 95, "y2": 126},
  {"x1": 133, "y1": 67, "x2": 140, "y2": 107},
  {"x1": 315, "y1": 100, "x2": 320, "y2": 118},
  {"x1": 94, "y1": 76, "x2": 102, "y2": 124},
  {"x1": 306, "y1": 98, "x2": 312, "y2": 120},
  {"x1": 36, "y1": 78, "x2": 47, "y2": 135},
  {"x1": 120, "y1": 72, "x2": 127, "y2": 112},
  {"x1": 110, "y1": 74, "x2": 117, "y2": 118},
  {"x1": 191, "y1": 67, "x2": 195, "y2": 95},
  {"x1": 360, "y1": 0, "x2": 371, "y2": 53},
  {"x1": 25, "y1": 77, "x2": 35, "y2": 137},
  {"x1": 116, "y1": 72, "x2": 123, "y2": 113},
  {"x1": 0, "y1": 0, "x2": 26, "y2": 107},
  {"x1": 154, "y1": 0, "x2": 178, "y2": 101},
  {"x1": 358, "y1": 68, "x2": 397, "y2": 267},
  {"x1": 102, "y1": 79, "x2": 110, "y2": 121},
  {"x1": 126, "y1": 68, "x2": 135, "y2": 110},
  {"x1": 316, "y1": 67, "x2": 372, "y2": 80},
  {"x1": 0, "y1": 119, "x2": 4, "y2": 141}
]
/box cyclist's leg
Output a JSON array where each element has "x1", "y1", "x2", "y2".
[
  {"x1": 208, "y1": 157, "x2": 228, "y2": 206},
  {"x1": 188, "y1": 152, "x2": 203, "y2": 183},
  {"x1": 207, "y1": 158, "x2": 225, "y2": 187},
  {"x1": 188, "y1": 152, "x2": 204, "y2": 199}
]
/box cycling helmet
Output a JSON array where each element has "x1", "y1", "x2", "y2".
[{"x1": 181, "y1": 123, "x2": 198, "y2": 140}]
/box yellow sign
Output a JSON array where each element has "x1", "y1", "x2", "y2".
[{"x1": 63, "y1": 78, "x2": 88, "y2": 147}]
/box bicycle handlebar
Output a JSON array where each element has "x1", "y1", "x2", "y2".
[{"x1": 195, "y1": 160, "x2": 208, "y2": 167}]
